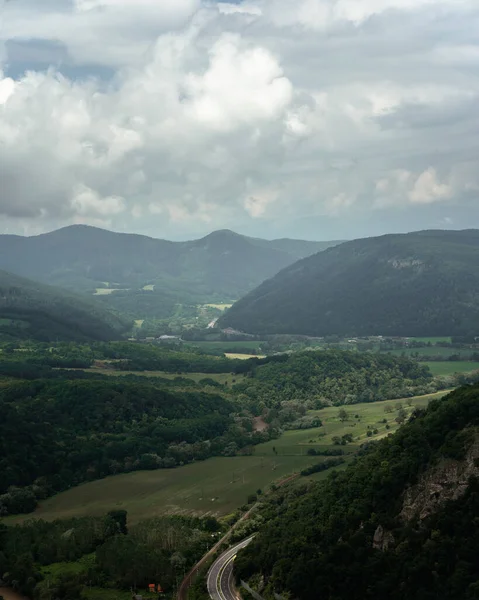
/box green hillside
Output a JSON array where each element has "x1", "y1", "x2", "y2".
[
  {"x1": 220, "y1": 229, "x2": 479, "y2": 337},
  {"x1": 0, "y1": 377, "x2": 238, "y2": 515},
  {"x1": 0, "y1": 270, "x2": 129, "y2": 342},
  {"x1": 235, "y1": 384, "x2": 479, "y2": 599},
  {"x1": 0, "y1": 226, "x2": 342, "y2": 311}
]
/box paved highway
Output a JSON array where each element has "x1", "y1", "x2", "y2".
[{"x1": 207, "y1": 536, "x2": 254, "y2": 600}]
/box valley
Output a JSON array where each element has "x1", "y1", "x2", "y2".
[
  {"x1": 3, "y1": 391, "x2": 447, "y2": 526},
  {"x1": 2, "y1": 0, "x2": 478, "y2": 593},
  {"x1": 2, "y1": 227, "x2": 479, "y2": 600}
]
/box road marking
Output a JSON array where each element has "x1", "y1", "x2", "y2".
[
  {"x1": 209, "y1": 537, "x2": 255, "y2": 600},
  {"x1": 217, "y1": 554, "x2": 236, "y2": 600}
]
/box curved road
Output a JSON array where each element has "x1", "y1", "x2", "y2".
[{"x1": 207, "y1": 536, "x2": 254, "y2": 600}]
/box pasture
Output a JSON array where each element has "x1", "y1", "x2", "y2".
[
  {"x1": 7, "y1": 455, "x2": 325, "y2": 525},
  {"x1": 385, "y1": 346, "x2": 472, "y2": 358},
  {"x1": 424, "y1": 361, "x2": 479, "y2": 376},
  {"x1": 256, "y1": 390, "x2": 450, "y2": 456}
]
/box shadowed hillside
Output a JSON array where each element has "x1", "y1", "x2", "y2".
[
  {"x1": 220, "y1": 229, "x2": 479, "y2": 337},
  {"x1": 0, "y1": 270, "x2": 130, "y2": 341}
]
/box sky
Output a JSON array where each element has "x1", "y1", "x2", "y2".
[{"x1": 0, "y1": 0, "x2": 478, "y2": 241}]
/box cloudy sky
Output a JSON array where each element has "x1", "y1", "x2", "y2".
[{"x1": 0, "y1": 0, "x2": 478, "y2": 241}]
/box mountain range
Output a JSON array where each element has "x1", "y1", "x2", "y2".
[
  {"x1": 220, "y1": 229, "x2": 479, "y2": 337},
  {"x1": 0, "y1": 226, "x2": 342, "y2": 308}
]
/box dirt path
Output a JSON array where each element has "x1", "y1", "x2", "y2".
[{"x1": 252, "y1": 417, "x2": 268, "y2": 432}]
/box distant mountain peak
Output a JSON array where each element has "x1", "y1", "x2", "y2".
[{"x1": 199, "y1": 229, "x2": 242, "y2": 240}]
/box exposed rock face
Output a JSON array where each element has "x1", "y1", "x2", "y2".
[
  {"x1": 387, "y1": 258, "x2": 425, "y2": 270},
  {"x1": 372, "y1": 525, "x2": 395, "y2": 551},
  {"x1": 400, "y1": 434, "x2": 479, "y2": 522}
]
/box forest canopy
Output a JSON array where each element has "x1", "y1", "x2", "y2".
[{"x1": 235, "y1": 384, "x2": 479, "y2": 600}]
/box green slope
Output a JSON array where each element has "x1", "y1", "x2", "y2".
[
  {"x1": 0, "y1": 270, "x2": 129, "y2": 341},
  {"x1": 220, "y1": 229, "x2": 479, "y2": 337}
]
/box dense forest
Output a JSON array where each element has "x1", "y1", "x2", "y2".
[
  {"x1": 0, "y1": 378, "x2": 267, "y2": 516},
  {"x1": 0, "y1": 511, "x2": 222, "y2": 599},
  {"x1": 221, "y1": 229, "x2": 479, "y2": 337},
  {"x1": 234, "y1": 350, "x2": 434, "y2": 411},
  {"x1": 235, "y1": 384, "x2": 479, "y2": 599},
  {"x1": 0, "y1": 270, "x2": 130, "y2": 342}
]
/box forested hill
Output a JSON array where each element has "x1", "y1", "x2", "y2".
[
  {"x1": 0, "y1": 378, "x2": 242, "y2": 515},
  {"x1": 0, "y1": 270, "x2": 129, "y2": 341},
  {"x1": 0, "y1": 225, "x2": 342, "y2": 300},
  {"x1": 231, "y1": 350, "x2": 434, "y2": 409},
  {"x1": 220, "y1": 229, "x2": 479, "y2": 337},
  {"x1": 235, "y1": 384, "x2": 479, "y2": 600}
]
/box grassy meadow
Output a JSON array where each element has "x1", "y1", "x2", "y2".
[
  {"x1": 256, "y1": 390, "x2": 450, "y2": 456},
  {"x1": 424, "y1": 361, "x2": 479, "y2": 376},
  {"x1": 385, "y1": 346, "x2": 473, "y2": 358},
  {"x1": 6, "y1": 391, "x2": 452, "y2": 527},
  {"x1": 6, "y1": 455, "x2": 321, "y2": 525}
]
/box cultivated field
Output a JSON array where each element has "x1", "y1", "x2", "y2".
[
  {"x1": 7, "y1": 455, "x2": 324, "y2": 525},
  {"x1": 188, "y1": 340, "x2": 264, "y2": 352},
  {"x1": 225, "y1": 353, "x2": 266, "y2": 360},
  {"x1": 94, "y1": 288, "x2": 120, "y2": 295},
  {"x1": 202, "y1": 303, "x2": 233, "y2": 311}
]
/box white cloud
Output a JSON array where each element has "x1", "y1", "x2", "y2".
[
  {"x1": 259, "y1": 0, "x2": 476, "y2": 31},
  {"x1": 244, "y1": 188, "x2": 279, "y2": 218},
  {"x1": 375, "y1": 167, "x2": 456, "y2": 207},
  {"x1": 72, "y1": 186, "x2": 125, "y2": 216},
  {"x1": 183, "y1": 34, "x2": 293, "y2": 131},
  {"x1": 408, "y1": 168, "x2": 453, "y2": 204},
  {"x1": 0, "y1": 0, "x2": 479, "y2": 237}
]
